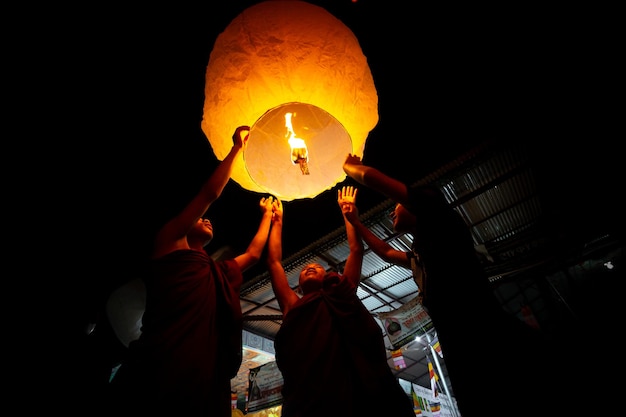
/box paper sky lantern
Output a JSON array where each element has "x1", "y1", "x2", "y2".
[{"x1": 201, "y1": 0, "x2": 378, "y2": 201}]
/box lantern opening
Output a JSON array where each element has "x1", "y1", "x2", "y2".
[{"x1": 245, "y1": 102, "x2": 351, "y2": 201}]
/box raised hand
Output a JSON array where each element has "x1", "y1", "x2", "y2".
[
  {"x1": 271, "y1": 196, "x2": 283, "y2": 222},
  {"x1": 259, "y1": 195, "x2": 275, "y2": 214},
  {"x1": 232, "y1": 125, "x2": 250, "y2": 148},
  {"x1": 337, "y1": 185, "x2": 359, "y2": 221},
  {"x1": 343, "y1": 153, "x2": 363, "y2": 167}
]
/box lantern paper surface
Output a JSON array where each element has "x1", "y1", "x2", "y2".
[{"x1": 202, "y1": 0, "x2": 378, "y2": 201}]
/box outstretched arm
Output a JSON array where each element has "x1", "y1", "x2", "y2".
[
  {"x1": 342, "y1": 153, "x2": 410, "y2": 207},
  {"x1": 266, "y1": 198, "x2": 299, "y2": 317},
  {"x1": 155, "y1": 126, "x2": 250, "y2": 253},
  {"x1": 342, "y1": 187, "x2": 411, "y2": 269},
  {"x1": 337, "y1": 186, "x2": 364, "y2": 288},
  {"x1": 233, "y1": 195, "x2": 275, "y2": 272}
]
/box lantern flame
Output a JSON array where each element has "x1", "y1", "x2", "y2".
[{"x1": 285, "y1": 112, "x2": 309, "y2": 175}]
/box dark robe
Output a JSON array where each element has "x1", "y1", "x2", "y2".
[
  {"x1": 407, "y1": 185, "x2": 560, "y2": 416},
  {"x1": 274, "y1": 272, "x2": 415, "y2": 417},
  {"x1": 108, "y1": 249, "x2": 243, "y2": 417}
]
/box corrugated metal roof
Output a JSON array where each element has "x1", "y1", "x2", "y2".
[{"x1": 234, "y1": 140, "x2": 623, "y2": 397}]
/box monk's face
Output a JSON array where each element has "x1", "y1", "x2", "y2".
[{"x1": 298, "y1": 263, "x2": 326, "y2": 293}]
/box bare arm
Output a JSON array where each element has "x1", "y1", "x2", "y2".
[
  {"x1": 233, "y1": 196, "x2": 275, "y2": 272},
  {"x1": 266, "y1": 198, "x2": 299, "y2": 316},
  {"x1": 352, "y1": 221, "x2": 411, "y2": 269},
  {"x1": 154, "y1": 126, "x2": 249, "y2": 255},
  {"x1": 337, "y1": 186, "x2": 364, "y2": 288},
  {"x1": 342, "y1": 188, "x2": 411, "y2": 269},
  {"x1": 342, "y1": 153, "x2": 410, "y2": 207}
]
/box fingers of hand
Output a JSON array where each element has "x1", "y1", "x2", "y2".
[{"x1": 233, "y1": 126, "x2": 250, "y2": 142}]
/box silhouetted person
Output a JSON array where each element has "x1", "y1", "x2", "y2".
[{"x1": 343, "y1": 153, "x2": 572, "y2": 416}]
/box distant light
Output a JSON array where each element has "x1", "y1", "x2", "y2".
[{"x1": 604, "y1": 261, "x2": 614, "y2": 270}]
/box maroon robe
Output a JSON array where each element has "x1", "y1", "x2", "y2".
[
  {"x1": 274, "y1": 272, "x2": 414, "y2": 417},
  {"x1": 108, "y1": 249, "x2": 243, "y2": 417}
]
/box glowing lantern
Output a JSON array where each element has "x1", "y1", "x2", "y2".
[{"x1": 201, "y1": 0, "x2": 378, "y2": 201}]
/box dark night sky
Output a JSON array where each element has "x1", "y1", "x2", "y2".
[
  {"x1": 66, "y1": 0, "x2": 617, "y2": 321},
  {"x1": 51, "y1": 3, "x2": 621, "y2": 408}
]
